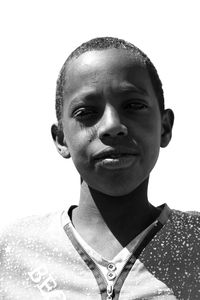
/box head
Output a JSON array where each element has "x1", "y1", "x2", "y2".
[{"x1": 52, "y1": 37, "x2": 174, "y2": 196}]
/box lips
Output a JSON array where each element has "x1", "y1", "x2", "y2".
[
  {"x1": 92, "y1": 147, "x2": 139, "y2": 170},
  {"x1": 93, "y1": 147, "x2": 139, "y2": 160}
]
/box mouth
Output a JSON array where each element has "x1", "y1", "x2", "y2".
[{"x1": 93, "y1": 148, "x2": 139, "y2": 170}]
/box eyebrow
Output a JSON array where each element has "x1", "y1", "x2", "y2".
[
  {"x1": 69, "y1": 92, "x2": 101, "y2": 104},
  {"x1": 116, "y1": 82, "x2": 148, "y2": 96},
  {"x1": 67, "y1": 91, "x2": 101, "y2": 112},
  {"x1": 68, "y1": 82, "x2": 148, "y2": 109}
]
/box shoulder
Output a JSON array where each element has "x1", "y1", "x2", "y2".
[
  {"x1": 158, "y1": 209, "x2": 200, "y2": 264},
  {"x1": 140, "y1": 208, "x2": 200, "y2": 262},
  {"x1": 0, "y1": 211, "x2": 64, "y2": 265},
  {"x1": 0, "y1": 211, "x2": 62, "y2": 242},
  {"x1": 140, "y1": 208, "x2": 200, "y2": 298},
  {"x1": 162, "y1": 209, "x2": 200, "y2": 246},
  {"x1": 0, "y1": 210, "x2": 79, "y2": 298},
  {"x1": 170, "y1": 209, "x2": 200, "y2": 236},
  {"x1": 0, "y1": 211, "x2": 70, "y2": 288},
  {"x1": 172, "y1": 208, "x2": 200, "y2": 219}
]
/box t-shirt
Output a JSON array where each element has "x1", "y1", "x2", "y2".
[
  {"x1": 61, "y1": 204, "x2": 171, "y2": 294},
  {"x1": 0, "y1": 204, "x2": 199, "y2": 299}
]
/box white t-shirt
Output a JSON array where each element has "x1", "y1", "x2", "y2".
[{"x1": 0, "y1": 204, "x2": 199, "y2": 299}]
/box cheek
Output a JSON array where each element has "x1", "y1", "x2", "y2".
[
  {"x1": 134, "y1": 117, "x2": 162, "y2": 161},
  {"x1": 144, "y1": 126, "x2": 161, "y2": 168},
  {"x1": 64, "y1": 123, "x2": 97, "y2": 159}
]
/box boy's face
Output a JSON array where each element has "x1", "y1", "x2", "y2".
[{"x1": 60, "y1": 49, "x2": 172, "y2": 196}]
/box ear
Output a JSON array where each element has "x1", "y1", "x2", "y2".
[
  {"x1": 51, "y1": 124, "x2": 71, "y2": 158},
  {"x1": 160, "y1": 109, "x2": 174, "y2": 148}
]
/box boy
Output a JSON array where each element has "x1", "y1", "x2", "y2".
[{"x1": 0, "y1": 37, "x2": 199, "y2": 299}]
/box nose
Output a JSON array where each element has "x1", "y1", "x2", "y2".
[{"x1": 97, "y1": 105, "x2": 128, "y2": 140}]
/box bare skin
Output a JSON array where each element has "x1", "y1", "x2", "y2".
[{"x1": 72, "y1": 179, "x2": 160, "y2": 260}]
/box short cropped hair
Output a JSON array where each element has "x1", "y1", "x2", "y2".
[{"x1": 55, "y1": 37, "x2": 165, "y2": 127}]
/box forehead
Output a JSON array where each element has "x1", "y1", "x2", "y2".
[{"x1": 64, "y1": 49, "x2": 154, "y2": 99}]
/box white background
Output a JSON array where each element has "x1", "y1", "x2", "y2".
[{"x1": 0, "y1": 0, "x2": 200, "y2": 228}]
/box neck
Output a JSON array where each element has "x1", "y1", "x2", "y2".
[{"x1": 73, "y1": 178, "x2": 159, "y2": 246}]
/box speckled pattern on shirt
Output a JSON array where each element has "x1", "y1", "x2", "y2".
[
  {"x1": 0, "y1": 207, "x2": 199, "y2": 300},
  {"x1": 140, "y1": 209, "x2": 200, "y2": 299}
]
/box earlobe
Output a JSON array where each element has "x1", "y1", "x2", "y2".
[
  {"x1": 51, "y1": 124, "x2": 71, "y2": 158},
  {"x1": 160, "y1": 109, "x2": 174, "y2": 148}
]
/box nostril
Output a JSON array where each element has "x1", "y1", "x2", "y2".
[
  {"x1": 101, "y1": 131, "x2": 125, "y2": 139},
  {"x1": 102, "y1": 133, "x2": 110, "y2": 138},
  {"x1": 117, "y1": 132, "x2": 125, "y2": 136},
  {"x1": 98, "y1": 123, "x2": 128, "y2": 139}
]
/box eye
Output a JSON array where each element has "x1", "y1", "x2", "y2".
[
  {"x1": 72, "y1": 107, "x2": 98, "y2": 120},
  {"x1": 124, "y1": 101, "x2": 148, "y2": 111}
]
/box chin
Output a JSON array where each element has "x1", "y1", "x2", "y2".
[
  {"x1": 95, "y1": 181, "x2": 140, "y2": 197},
  {"x1": 82, "y1": 169, "x2": 148, "y2": 196}
]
